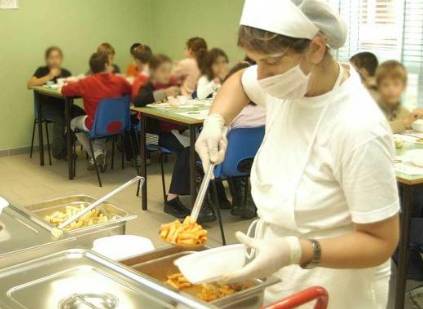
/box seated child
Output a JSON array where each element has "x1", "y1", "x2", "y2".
[
  {"x1": 126, "y1": 42, "x2": 142, "y2": 77},
  {"x1": 61, "y1": 52, "x2": 131, "y2": 170},
  {"x1": 131, "y1": 44, "x2": 153, "y2": 99},
  {"x1": 196, "y1": 48, "x2": 229, "y2": 100},
  {"x1": 350, "y1": 52, "x2": 379, "y2": 99},
  {"x1": 173, "y1": 37, "x2": 208, "y2": 96},
  {"x1": 134, "y1": 55, "x2": 215, "y2": 222},
  {"x1": 134, "y1": 54, "x2": 180, "y2": 106},
  {"x1": 97, "y1": 42, "x2": 121, "y2": 74},
  {"x1": 376, "y1": 60, "x2": 423, "y2": 134},
  {"x1": 27, "y1": 46, "x2": 84, "y2": 160}
]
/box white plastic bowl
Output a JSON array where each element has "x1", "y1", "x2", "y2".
[
  {"x1": 412, "y1": 119, "x2": 423, "y2": 133},
  {"x1": 92, "y1": 235, "x2": 154, "y2": 261},
  {"x1": 174, "y1": 244, "x2": 247, "y2": 284}
]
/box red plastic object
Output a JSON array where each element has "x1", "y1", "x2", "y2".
[{"x1": 262, "y1": 286, "x2": 329, "y2": 309}]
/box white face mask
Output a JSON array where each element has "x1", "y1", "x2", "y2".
[{"x1": 258, "y1": 64, "x2": 311, "y2": 100}]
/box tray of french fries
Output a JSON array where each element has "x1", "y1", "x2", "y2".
[
  {"x1": 159, "y1": 216, "x2": 207, "y2": 247},
  {"x1": 165, "y1": 272, "x2": 252, "y2": 302},
  {"x1": 120, "y1": 246, "x2": 280, "y2": 308},
  {"x1": 21, "y1": 195, "x2": 136, "y2": 234}
]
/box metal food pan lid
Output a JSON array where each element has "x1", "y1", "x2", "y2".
[{"x1": 0, "y1": 249, "x2": 213, "y2": 309}]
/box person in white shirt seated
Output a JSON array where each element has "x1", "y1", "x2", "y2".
[{"x1": 196, "y1": 48, "x2": 229, "y2": 100}]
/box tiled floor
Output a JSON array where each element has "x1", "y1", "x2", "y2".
[
  {"x1": 0, "y1": 152, "x2": 253, "y2": 248},
  {"x1": 0, "y1": 152, "x2": 421, "y2": 308}
]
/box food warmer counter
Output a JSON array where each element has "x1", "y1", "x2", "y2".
[
  {"x1": 0, "y1": 247, "x2": 279, "y2": 309},
  {"x1": 0, "y1": 195, "x2": 136, "y2": 268},
  {"x1": 0, "y1": 249, "x2": 213, "y2": 309}
]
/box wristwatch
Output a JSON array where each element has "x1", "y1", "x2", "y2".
[{"x1": 302, "y1": 239, "x2": 321, "y2": 269}]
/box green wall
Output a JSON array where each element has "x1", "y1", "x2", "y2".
[
  {"x1": 0, "y1": 0, "x2": 152, "y2": 150},
  {"x1": 150, "y1": 0, "x2": 244, "y2": 62},
  {"x1": 0, "y1": 0, "x2": 245, "y2": 150}
]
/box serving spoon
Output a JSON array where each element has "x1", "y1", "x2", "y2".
[{"x1": 51, "y1": 176, "x2": 144, "y2": 238}]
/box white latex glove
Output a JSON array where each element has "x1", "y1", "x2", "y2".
[
  {"x1": 223, "y1": 231, "x2": 302, "y2": 283},
  {"x1": 195, "y1": 113, "x2": 227, "y2": 172}
]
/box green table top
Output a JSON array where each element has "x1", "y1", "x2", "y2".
[
  {"x1": 32, "y1": 85, "x2": 64, "y2": 99},
  {"x1": 132, "y1": 101, "x2": 211, "y2": 126}
]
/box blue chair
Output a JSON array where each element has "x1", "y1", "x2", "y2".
[
  {"x1": 30, "y1": 93, "x2": 52, "y2": 165},
  {"x1": 73, "y1": 96, "x2": 134, "y2": 187},
  {"x1": 214, "y1": 126, "x2": 265, "y2": 178},
  {"x1": 211, "y1": 126, "x2": 265, "y2": 244}
]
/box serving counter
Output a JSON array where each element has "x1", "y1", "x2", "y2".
[{"x1": 0, "y1": 196, "x2": 279, "y2": 308}]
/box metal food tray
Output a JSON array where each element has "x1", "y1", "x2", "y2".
[
  {"x1": 121, "y1": 246, "x2": 280, "y2": 309},
  {"x1": 0, "y1": 249, "x2": 212, "y2": 309},
  {"x1": 20, "y1": 195, "x2": 137, "y2": 236}
]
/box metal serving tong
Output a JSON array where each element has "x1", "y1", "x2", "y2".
[
  {"x1": 53, "y1": 176, "x2": 144, "y2": 235},
  {"x1": 190, "y1": 163, "x2": 215, "y2": 222}
]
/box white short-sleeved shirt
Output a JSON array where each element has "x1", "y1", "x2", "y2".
[{"x1": 242, "y1": 64, "x2": 400, "y2": 236}]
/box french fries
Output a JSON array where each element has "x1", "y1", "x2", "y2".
[
  {"x1": 159, "y1": 216, "x2": 207, "y2": 246},
  {"x1": 198, "y1": 283, "x2": 236, "y2": 302},
  {"x1": 166, "y1": 273, "x2": 193, "y2": 290},
  {"x1": 44, "y1": 204, "x2": 110, "y2": 231},
  {"x1": 165, "y1": 272, "x2": 252, "y2": 302}
]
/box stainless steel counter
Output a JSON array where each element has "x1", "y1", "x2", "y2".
[
  {"x1": 0, "y1": 249, "x2": 215, "y2": 309},
  {"x1": 0, "y1": 206, "x2": 76, "y2": 268},
  {"x1": 0, "y1": 206, "x2": 52, "y2": 253}
]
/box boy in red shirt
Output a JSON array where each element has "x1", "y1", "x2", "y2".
[{"x1": 62, "y1": 52, "x2": 131, "y2": 170}]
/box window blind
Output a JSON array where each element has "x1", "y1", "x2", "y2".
[{"x1": 329, "y1": 0, "x2": 423, "y2": 108}]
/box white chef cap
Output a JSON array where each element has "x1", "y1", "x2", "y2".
[{"x1": 240, "y1": 0, "x2": 347, "y2": 49}]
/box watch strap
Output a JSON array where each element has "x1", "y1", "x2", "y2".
[{"x1": 303, "y1": 239, "x2": 321, "y2": 269}]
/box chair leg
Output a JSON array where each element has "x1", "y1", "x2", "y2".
[
  {"x1": 128, "y1": 131, "x2": 137, "y2": 169},
  {"x1": 45, "y1": 122, "x2": 52, "y2": 166},
  {"x1": 88, "y1": 139, "x2": 102, "y2": 187},
  {"x1": 160, "y1": 153, "x2": 167, "y2": 202},
  {"x1": 30, "y1": 119, "x2": 36, "y2": 158},
  {"x1": 111, "y1": 136, "x2": 115, "y2": 170},
  {"x1": 72, "y1": 133, "x2": 77, "y2": 177},
  {"x1": 211, "y1": 180, "x2": 227, "y2": 245}
]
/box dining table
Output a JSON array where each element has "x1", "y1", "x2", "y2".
[
  {"x1": 131, "y1": 100, "x2": 211, "y2": 211},
  {"x1": 31, "y1": 85, "x2": 79, "y2": 180},
  {"x1": 393, "y1": 132, "x2": 423, "y2": 309}
]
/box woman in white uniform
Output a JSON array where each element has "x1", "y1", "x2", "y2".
[{"x1": 195, "y1": 0, "x2": 400, "y2": 308}]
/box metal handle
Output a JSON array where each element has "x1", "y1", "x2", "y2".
[
  {"x1": 58, "y1": 176, "x2": 144, "y2": 229},
  {"x1": 262, "y1": 286, "x2": 329, "y2": 309},
  {"x1": 190, "y1": 164, "x2": 215, "y2": 222}
]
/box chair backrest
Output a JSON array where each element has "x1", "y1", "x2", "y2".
[
  {"x1": 89, "y1": 96, "x2": 131, "y2": 139},
  {"x1": 214, "y1": 126, "x2": 265, "y2": 178}
]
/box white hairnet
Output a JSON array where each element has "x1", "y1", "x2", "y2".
[{"x1": 240, "y1": 0, "x2": 347, "y2": 49}]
